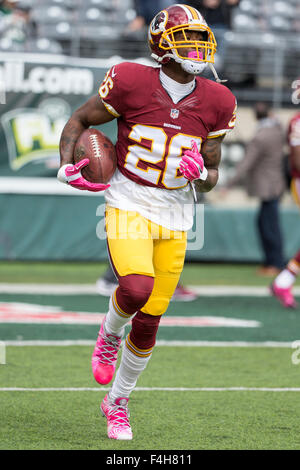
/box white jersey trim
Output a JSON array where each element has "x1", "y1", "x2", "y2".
[
  {"x1": 207, "y1": 128, "x2": 230, "y2": 138},
  {"x1": 102, "y1": 100, "x2": 120, "y2": 118}
]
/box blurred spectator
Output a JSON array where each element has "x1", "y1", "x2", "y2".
[
  {"x1": 226, "y1": 102, "x2": 286, "y2": 276},
  {"x1": 271, "y1": 111, "x2": 300, "y2": 308},
  {"x1": 0, "y1": 0, "x2": 33, "y2": 47},
  {"x1": 188, "y1": 0, "x2": 240, "y2": 69},
  {"x1": 124, "y1": 1, "x2": 176, "y2": 36}
]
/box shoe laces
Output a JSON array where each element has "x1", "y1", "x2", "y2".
[
  {"x1": 96, "y1": 332, "x2": 121, "y2": 365},
  {"x1": 107, "y1": 402, "x2": 131, "y2": 428}
]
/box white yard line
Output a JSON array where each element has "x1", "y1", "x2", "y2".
[
  {"x1": 0, "y1": 284, "x2": 99, "y2": 294},
  {"x1": 2, "y1": 340, "x2": 295, "y2": 347},
  {"x1": 0, "y1": 283, "x2": 299, "y2": 296},
  {"x1": 1, "y1": 283, "x2": 300, "y2": 296},
  {"x1": 0, "y1": 387, "x2": 300, "y2": 392}
]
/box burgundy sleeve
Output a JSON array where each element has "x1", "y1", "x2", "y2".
[
  {"x1": 98, "y1": 63, "x2": 128, "y2": 117},
  {"x1": 207, "y1": 88, "x2": 237, "y2": 139}
]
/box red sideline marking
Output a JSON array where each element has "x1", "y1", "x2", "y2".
[{"x1": 0, "y1": 303, "x2": 260, "y2": 327}]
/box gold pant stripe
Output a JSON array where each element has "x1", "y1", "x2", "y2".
[
  {"x1": 125, "y1": 335, "x2": 153, "y2": 358},
  {"x1": 112, "y1": 290, "x2": 132, "y2": 319}
]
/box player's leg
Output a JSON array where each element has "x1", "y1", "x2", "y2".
[
  {"x1": 271, "y1": 249, "x2": 300, "y2": 308},
  {"x1": 92, "y1": 207, "x2": 155, "y2": 386},
  {"x1": 107, "y1": 227, "x2": 187, "y2": 432},
  {"x1": 257, "y1": 199, "x2": 284, "y2": 273},
  {"x1": 271, "y1": 178, "x2": 300, "y2": 308}
]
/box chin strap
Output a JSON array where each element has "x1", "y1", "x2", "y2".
[
  {"x1": 152, "y1": 52, "x2": 228, "y2": 83},
  {"x1": 208, "y1": 63, "x2": 227, "y2": 83}
]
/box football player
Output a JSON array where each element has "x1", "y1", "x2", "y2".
[
  {"x1": 57, "y1": 4, "x2": 237, "y2": 440},
  {"x1": 271, "y1": 111, "x2": 300, "y2": 308}
]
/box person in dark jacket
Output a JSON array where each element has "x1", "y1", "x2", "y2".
[{"x1": 226, "y1": 102, "x2": 286, "y2": 275}]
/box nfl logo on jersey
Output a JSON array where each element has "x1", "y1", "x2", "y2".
[{"x1": 170, "y1": 108, "x2": 179, "y2": 119}]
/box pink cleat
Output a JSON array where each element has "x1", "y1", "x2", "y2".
[
  {"x1": 101, "y1": 394, "x2": 133, "y2": 440},
  {"x1": 92, "y1": 317, "x2": 122, "y2": 385},
  {"x1": 270, "y1": 282, "x2": 297, "y2": 309},
  {"x1": 171, "y1": 284, "x2": 198, "y2": 302}
]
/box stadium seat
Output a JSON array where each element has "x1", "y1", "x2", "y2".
[
  {"x1": 78, "y1": 24, "x2": 121, "y2": 41},
  {"x1": 0, "y1": 37, "x2": 25, "y2": 52},
  {"x1": 30, "y1": 5, "x2": 73, "y2": 24},
  {"x1": 34, "y1": 0, "x2": 78, "y2": 8},
  {"x1": 232, "y1": 13, "x2": 258, "y2": 32},
  {"x1": 76, "y1": 7, "x2": 111, "y2": 25},
  {"x1": 268, "y1": 15, "x2": 291, "y2": 32},
  {"x1": 273, "y1": 1, "x2": 295, "y2": 19},
  {"x1": 238, "y1": 0, "x2": 257, "y2": 15},
  {"x1": 36, "y1": 22, "x2": 73, "y2": 40},
  {"x1": 85, "y1": 0, "x2": 134, "y2": 11},
  {"x1": 75, "y1": 6, "x2": 134, "y2": 26},
  {"x1": 25, "y1": 37, "x2": 64, "y2": 54}
]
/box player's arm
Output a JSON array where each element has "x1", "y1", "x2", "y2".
[
  {"x1": 59, "y1": 95, "x2": 115, "y2": 166},
  {"x1": 57, "y1": 95, "x2": 115, "y2": 192},
  {"x1": 194, "y1": 135, "x2": 224, "y2": 192}
]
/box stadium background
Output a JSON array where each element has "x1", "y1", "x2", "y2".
[{"x1": 0, "y1": 0, "x2": 300, "y2": 262}]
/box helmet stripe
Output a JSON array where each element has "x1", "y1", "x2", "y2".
[
  {"x1": 185, "y1": 4, "x2": 201, "y2": 20},
  {"x1": 178, "y1": 4, "x2": 194, "y2": 22}
]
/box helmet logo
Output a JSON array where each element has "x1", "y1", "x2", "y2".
[{"x1": 150, "y1": 10, "x2": 168, "y2": 34}]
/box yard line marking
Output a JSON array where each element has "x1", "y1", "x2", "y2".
[
  {"x1": 189, "y1": 286, "x2": 300, "y2": 296},
  {"x1": 3, "y1": 340, "x2": 294, "y2": 348},
  {"x1": 0, "y1": 283, "x2": 299, "y2": 296},
  {"x1": 0, "y1": 284, "x2": 99, "y2": 294},
  {"x1": 0, "y1": 387, "x2": 300, "y2": 392}
]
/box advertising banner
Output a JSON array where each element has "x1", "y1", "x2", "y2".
[{"x1": 0, "y1": 52, "x2": 119, "y2": 178}]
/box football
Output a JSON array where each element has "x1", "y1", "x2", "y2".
[{"x1": 73, "y1": 128, "x2": 117, "y2": 184}]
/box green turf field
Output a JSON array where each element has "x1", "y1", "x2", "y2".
[
  {"x1": 1, "y1": 261, "x2": 300, "y2": 286},
  {"x1": 0, "y1": 262, "x2": 300, "y2": 450},
  {"x1": 1, "y1": 346, "x2": 300, "y2": 450}
]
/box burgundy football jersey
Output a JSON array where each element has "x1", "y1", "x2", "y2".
[
  {"x1": 288, "y1": 112, "x2": 300, "y2": 178},
  {"x1": 99, "y1": 62, "x2": 236, "y2": 189}
]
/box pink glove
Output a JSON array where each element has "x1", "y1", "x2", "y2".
[
  {"x1": 179, "y1": 140, "x2": 208, "y2": 182},
  {"x1": 57, "y1": 158, "x2": 110, "y2": 192}
]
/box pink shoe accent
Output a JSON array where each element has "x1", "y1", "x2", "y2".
[
  {"x1": 270, "y1": 283, "x2": 297, "y2": 309},
  {"x1": 101, "y1": 394, "x2": 133, "y2": 440},
  {"x1": 171, "y1": 284, "x2": 198, "y2": 302},
  {"x1": 92, "y1": 317, "x2": 122, "y2": 385}
]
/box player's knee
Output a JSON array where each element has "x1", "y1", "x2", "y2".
[
  {"x1": 129, "y1": 310, "x2": 162, "y2": 350},
  {"x1": 117, "y1": 274, "x2": 154, "y2": 313}
]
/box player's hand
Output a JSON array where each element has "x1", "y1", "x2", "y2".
[
  {"x1": 57, "y1": 158, "x2": 110, "y2": 192},
  {"x1": 179, "y1": 140, "x2": 208, "y2": 182}
]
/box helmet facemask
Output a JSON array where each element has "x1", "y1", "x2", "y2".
[{"x1": 159, "y1": 24, "x2": 217, "y2": 75}]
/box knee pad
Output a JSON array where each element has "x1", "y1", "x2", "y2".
[
  {"x1": 142, "y1": 296, "x2": 170, "y2": 317},
  {"x1": 116, "y1": 274, "x2": 154, "y2": 315},
  {"x1": 129, "y1": 310, "x2": 162, "y2": 350}
]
